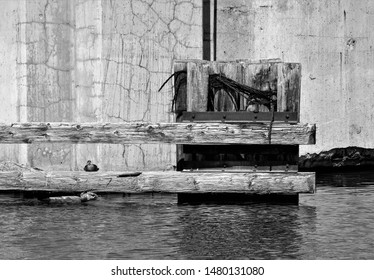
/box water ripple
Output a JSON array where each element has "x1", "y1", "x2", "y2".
[{"x1": 0, "y1": 171, "x2": 374, "y2": 259}]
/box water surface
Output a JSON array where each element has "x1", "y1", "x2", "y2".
[{"x1": 1, "y1": 171, "x2": 374, "y2": 259}]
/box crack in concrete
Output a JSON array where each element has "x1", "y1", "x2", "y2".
[
  {"x1": 13, "y1": 0, "x2": 201, "y2": 169},
  {"x1": 101, "y1": 0, "x2": 201, "y2": 123}
]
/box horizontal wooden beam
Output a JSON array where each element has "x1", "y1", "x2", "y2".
[
  {"x1": 0, "y1": 122, "x2": 316, "y2": 145},
  {"x1": 0, "y1": 170, "x2": 315, "y2": 194}
]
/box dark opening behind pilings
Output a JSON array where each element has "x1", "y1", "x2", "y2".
[
  {"x1": 0, "y1": 191, "x2": 298, "y2": 205},
  {"x1": 177, "y1": 193, "x2": 299, "y2": 205}
]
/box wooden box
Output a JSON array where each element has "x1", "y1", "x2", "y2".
[
  {"x1": 173, "y1": 59, "x2": 304, "y2": 172},
  {"x1": 174, "y1": 59, "x2": 301, "y2": 120}
]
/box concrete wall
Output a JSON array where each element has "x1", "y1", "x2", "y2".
[
  {"x1": 217, "y1": 0, "x2": 374, "y2": 154},
  {"x1": 0, "y1": 0, "x2": 202, "y2": 170},
  {"x1": 1, "y1": 0, "x2": 373, "y2": 169},
  {"x1": 0, "y1": 0, "x2": 25, "y2": 163}
]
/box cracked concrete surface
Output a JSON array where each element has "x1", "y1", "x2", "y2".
[
  {"x1": 1, "y1": 0, "x2": 202, "y2": 171},
  {"x1": 101, "y1": 0, "x2": 201, "y2": 123},
  {"x1": 97, "y1": 0, "x2": 202, "y2": 170},
  {"x1": 3, "y1": 0, "x2": 374, "y2": 168},
  {"x1": 217, "y1": 0, "x2": 374, "y2": 155},
  {"x1": 21, "y1": 0, "x2": 74, "y2": 122},
  {"x1": 0, "y1": 1, "x2": 24, "y2": 163}
]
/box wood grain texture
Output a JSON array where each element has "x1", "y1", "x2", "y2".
[
  {"x1": 0, "y1": 170, "x2": 315, "y2": 194},
  {"x1": 174, "y1": 61, "x2": 188, "y2": 169},
  {"x1": 214, "y1": 61, "x2": 241, "y2": 111},
  {"x1": 187, "y1": 61, "x2": 210, "y2": 111},
  {"x1": 242, "y1": 62, "x2": 278, "y2": 112},
  {"x1": 277, "y1": 63, "x2": 301, "y2": 116},
  {"x1": 0, "y1": 122, "x2": 316, "y2": 145},
  {"x1": 174, "y1": 61, "x2": 188, "y2": 116},
  {"x1": 183, "y1": 60, "x2": 292, "y2": 113}
]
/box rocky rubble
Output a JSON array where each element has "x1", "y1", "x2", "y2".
[{"x1": 299, "y1": 147, "x2": 374, "y2": 170}]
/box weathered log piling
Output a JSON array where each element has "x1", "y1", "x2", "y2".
[
  {"x1": 0, "y1": 122, "x2": 315, "y2": 145},
  {"x1": 172, "y1": 59, "x2": 316, "y2": 203},
  {"x1": 0, "y1": 59, "x2": 316, "y2": 204},
  {"x1": 0, "y1": 170, "x2": 315, "y2": 194}
]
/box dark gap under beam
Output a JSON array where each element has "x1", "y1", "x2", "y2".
[{"x1": 178, "y1": 193, "x2": 299, "y2": 205}]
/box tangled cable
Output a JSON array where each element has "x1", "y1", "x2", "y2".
[{"x1": 159, "y1": 71, "x2": 277, "y2": 143}]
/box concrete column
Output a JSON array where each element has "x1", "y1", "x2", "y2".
[
  {"x1": 216, "y1": 0, "x2": 374, "y2": 155},
  {"x1": 0, "y1": 0, "x2": 26, "y2": 164},
  {"x1": 0, "y1": 0, "x2": 202, "y2": 171}
]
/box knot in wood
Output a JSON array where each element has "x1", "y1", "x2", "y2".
[
  {"x1": 247, "y1": 180, "x2": 253, "y2": 189},
  {"x1": 135, "y1": 123, "x2": 145, "y2": 128},
  {"x1": 187, "y1": 177, "x2": 199, "y2": 190},
  {"x1": 147, "y1": 125, "x2": 154, "y2": 132}
]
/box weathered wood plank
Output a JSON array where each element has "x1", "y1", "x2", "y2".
[
  {"x1": 0, "y1": 170, "x2": 315, "y2": 194},
  {"x1": 174, "y1": 61, "x2": 188, "y2": 117},
  {"x1": 277, "y1": 63, "x2": 301, "y2": 116},
  {"x1": 174, "y1": 61, "x2": 188, "y2": 170},
  {"x1": 180, "y1": 60, "x2": 301, "y2": 116},
  {"x1": 187, "y1": 61, "x2": 210, "y2": 111},
  {"x1": 243, "y1": 62, "x2": 278, "y2": 112},
  {"x1": 0, "y1": 122, "x2": 316, "y2": 145},
  {"x1": 216, "y1": 61, "x2": 241, "y2": 111}
]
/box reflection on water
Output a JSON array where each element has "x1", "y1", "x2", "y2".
[
  {"x1": 178, "y1": 205, "x2": 316, "y2": 259},
  {"x1": 0, "y1": 171, "x2": 374, "y2": 259}
]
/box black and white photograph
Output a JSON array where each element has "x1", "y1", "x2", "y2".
[{"x1": 0, "y1": 0, "x2": 373, "y2": 278}]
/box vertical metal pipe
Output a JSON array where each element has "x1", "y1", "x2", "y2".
[
  {"x1": 202, "y1": 0, "x2": 211, "y2": 60},
  {"x1": 202, "y1": 0, "x2": 217, "y2": 61},
  {"x1": 213, "y1": 0, "x2": 217, "y2": 60}
]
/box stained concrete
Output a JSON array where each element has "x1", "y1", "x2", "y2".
[
  {"x1": 216, "y1": 0, "x2": 374, "y2": 156},
  {"x1": 0, "y1": 0, "x2": 202, "y2": 171},
  {"x1": 0, "y1": 0, "x2": 25, "y2": 163},
  {"x1": 1, "y1": 0, "x2": 373, "y2": 169}
]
